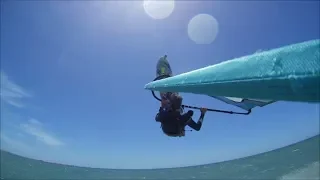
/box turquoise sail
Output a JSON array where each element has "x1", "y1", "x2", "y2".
[{"x1": 145, "y1": 39, "x2": 320, "y2": 103}]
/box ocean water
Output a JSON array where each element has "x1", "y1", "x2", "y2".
[{"x1": 1, "y1": 135, "x2": 319, "y2": 180}]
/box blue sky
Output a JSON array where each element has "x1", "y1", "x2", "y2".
[{"x1": 0, "y1": 1, "x2": 319, "y2": 169}]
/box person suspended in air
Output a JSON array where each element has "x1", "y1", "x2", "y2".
[{"x1": 154, "y1": 55, "x2": 208, "y2": 137}]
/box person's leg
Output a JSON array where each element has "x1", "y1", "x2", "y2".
[
  {"x1": 156, "y1": 73, "x2": 172, "y2": 103},
  {"x1": 156, "y1": 55, "x2": 174, "y2": 102}
]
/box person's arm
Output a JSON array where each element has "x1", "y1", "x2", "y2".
[
  {"x1": 198, "y1": 113, "x2": 205, "y2": 124},
  {"x1": 155, "y1": 107, "x2": 167, "y2": 122},
  {"x1": 155, "y1": 107, "x2": 165, "y2": 122},
  {"x1": 155, "y1": 99, "x2": 170, "y2": 122},
  {"x1": 155, "y1": 113, "x2": 160, "y2": 122},
  {"x1": 198, "y1": 108, "x2": 207, "y2": 124}
]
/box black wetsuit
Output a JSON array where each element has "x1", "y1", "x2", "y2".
[{"x1": 155, "y1": 107, "x2": 204, "y2": 136}]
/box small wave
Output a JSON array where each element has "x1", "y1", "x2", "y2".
[{"x1": 279, "y1": 161, "x2": 320, "y2": 180}]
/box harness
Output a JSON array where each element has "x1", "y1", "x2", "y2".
[{"x1": 159, "y1": 109, "x2": 187, "y2": 137}]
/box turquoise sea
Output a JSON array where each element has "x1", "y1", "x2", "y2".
[{"x1": 1, "y1": 135, "x2": 319, "y2": 180}]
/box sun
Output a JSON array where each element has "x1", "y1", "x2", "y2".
[{"x1": 143, "y1": 0, "x2": 175, "y2": 20}]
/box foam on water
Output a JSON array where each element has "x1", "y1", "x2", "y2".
[{"x1": 279, "y1": 161, "x2": 320, "y2": 180}]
